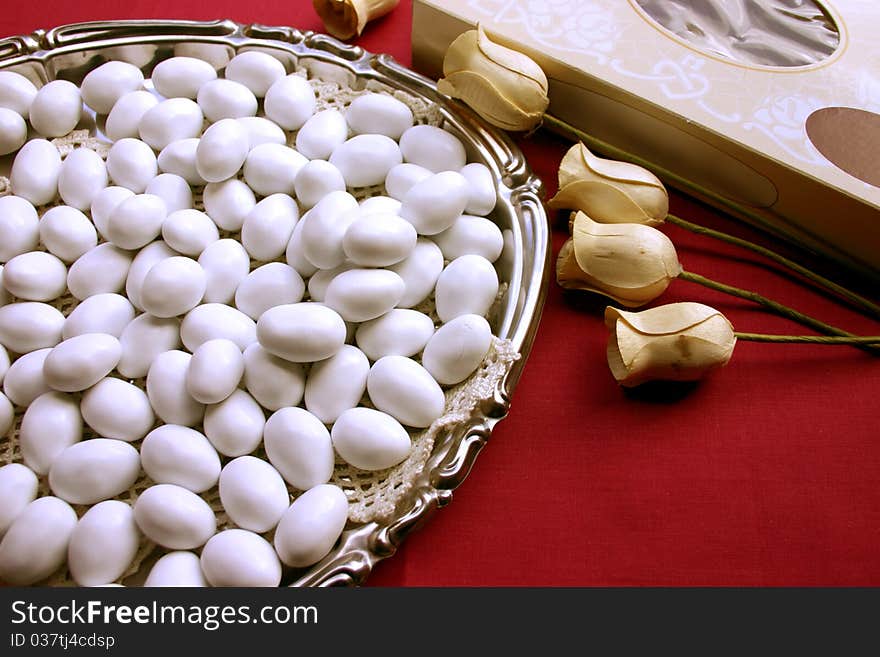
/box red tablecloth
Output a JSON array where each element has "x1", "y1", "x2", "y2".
[{"x1": 3, "y1": 2, "x2": 879, "y2": 586}]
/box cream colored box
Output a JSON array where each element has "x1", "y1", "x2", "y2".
[{"x1": 412, "y1": 0, "x2": 880, "y2": 278}]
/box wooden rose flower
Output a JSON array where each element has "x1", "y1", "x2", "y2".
[
  {"x1": 313, "y1": 0, "x2": 400, "y2": 41},
  {"x1": 437, "y1": 24, "x2": 549, "y2": 132},
  {"x1": 556, "y1": 211, "x2": 682, "y2": 307},
  {"x1": 604, "y1": 302, "x2": 737, "y2": 387},
  {"x1": 549, "y1": 142, "x2": 668, "y2": 226}
]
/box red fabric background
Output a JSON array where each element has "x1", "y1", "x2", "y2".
[{"x1": 3, "y1": 2, "x2": 879, "y2": 586}]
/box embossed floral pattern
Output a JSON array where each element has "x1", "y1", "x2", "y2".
[
  {"x1": 467, "y1": 0, "x2": 621, "y2": 61},
  {"x1": 745, "y1": 94, "x2": 829, "y2": 164}
]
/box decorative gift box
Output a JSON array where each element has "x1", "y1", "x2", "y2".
[{"x1": 412, "y1": 0, "x2": 880, "y2": 279}]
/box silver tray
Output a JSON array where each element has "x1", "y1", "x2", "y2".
[{"x1": 0, "y1": 19, "x2": 550, "y2": 587}]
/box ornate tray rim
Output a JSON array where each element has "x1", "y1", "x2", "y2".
[{"x1": 0, "y1": 19, "x2": 551, "y2": 587}]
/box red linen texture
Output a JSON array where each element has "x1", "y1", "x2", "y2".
[{"x1": 2, "y1": 1, "x2": 878, "y2": 586}]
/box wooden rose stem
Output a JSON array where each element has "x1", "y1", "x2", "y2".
[
  {"x1": 735, "y1": 333, "x2": 880, "y2": 345},
  {"x1": 667, "y1": 214, "x2": 880, "y2": 320},
  {"x1": 679, "y1": 270, "x2": 880, "y2": 356}
]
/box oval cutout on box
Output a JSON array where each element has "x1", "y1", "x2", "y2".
[{"x1": 806, "y1": 107, "x2": 880, "y2": 188}]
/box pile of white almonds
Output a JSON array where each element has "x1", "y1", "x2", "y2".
[{"x1": 0, "y1": 49, "x2": 506, "y2": 587}]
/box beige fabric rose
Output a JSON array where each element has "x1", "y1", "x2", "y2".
[
  {"x1": 437, "y1": 24, "x2": 549, "y2": 132},
  {"x1": 556, "y1": 211, "x2": 682, "y2": 307},
  {"x1": 549, "y1": 142, "x2": 668, "y2": 226},
  {"x1": 604, "y1": 302, "x2": 736, "y2": 387},
  {"x1": 313, "y1": 0, "x2": 400, "y2": 41}
]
